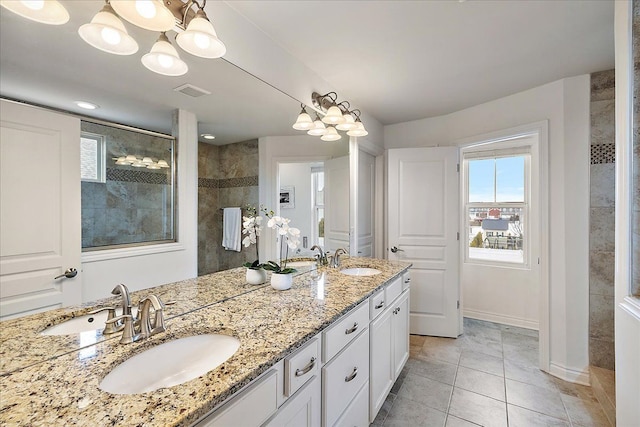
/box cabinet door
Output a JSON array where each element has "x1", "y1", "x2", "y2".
[
  {"x1": 369, "y1": 307, "x2": 393, "y2": 422},
  {"x1": 392, "y1": 291, "x2": 410, "y2": 379},
  {"x1": 264, "y1": 376, "x2": 321, "y2": 427}
]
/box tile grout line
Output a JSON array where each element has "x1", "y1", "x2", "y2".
[
  {"x1": 501, "y1": 328, "x2": 510, "y2": 427},
  {"x1": 442, "y1": 351, "x2": 461, "y2": 426}
]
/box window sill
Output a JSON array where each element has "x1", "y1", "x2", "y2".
[{"x1": 82, "y1": 242, "x2": 185, "y2": 263}]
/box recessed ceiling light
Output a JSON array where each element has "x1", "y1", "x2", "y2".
[
  {"x1": 201, "y1": 134, "x2": 215, "y2": 140},
  {"x1": 75, "y1": 101, "x2": 99, "y2": 110}
]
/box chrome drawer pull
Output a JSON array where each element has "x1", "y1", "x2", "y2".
[
  {"x1": 344, "y1": 367, "x2": 358, "y2": 382},
  {"x1": 404, "y1": 278, "x2": 411, "y2": 283},
  {"x1": 345, "y1": 322, "x2": 358, "y2": 335},
  {"x1": 375, "y1": 301, "x2": 385, "y2": 309},
  {"x1": 295, "y1": 357, "x2": 316, "y2": 377}
]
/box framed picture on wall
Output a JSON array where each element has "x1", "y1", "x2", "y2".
[{"x1": 280, "y1": 186, "x2": 295, "y2": 209}]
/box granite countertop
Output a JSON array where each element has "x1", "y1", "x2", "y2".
[{"x1": 0, "y1": 257, "x2": 410, "y2": 426}]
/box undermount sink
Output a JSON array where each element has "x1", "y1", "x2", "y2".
[
  {"x1": 99, "y1": 334, "x2": 241, "y2": 394},
  {"x1": 340, "y1": 267, "x2": 381, "y2": 277},
  {"x1": 41, "y1": 307, "x2": 138, "y2": 336},
  {"x1": 286, "y1": 260, "x2": 316, "y2": 268}
]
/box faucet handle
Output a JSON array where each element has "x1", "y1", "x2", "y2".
[
  {"x1": 139, "y1": 295, "x2": 167, "y2": 338},
  {"x1": 106, "y1": 314, "x2": 140, "y2": 344},
  {"x1": 88, "y1": 306, "x2": 118, "y2": 334}
]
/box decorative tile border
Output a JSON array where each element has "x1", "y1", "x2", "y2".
[
  {"x1": 198, "y1": 176, "x2": 258, "y2": 189},
  {"x1": 591, "y1": 143, "x2": 615, "y2": 164},
  {"x1": 107, "y1": 167, "x2": 170, "y2": 184}
]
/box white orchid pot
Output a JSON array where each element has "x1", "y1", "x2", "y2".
[
  {"x1": 246, "y1": 268, "x2": 267, "y2": 285},
  {"x1": 270, "y1": 272, "x2": 293, "y2": 291}
]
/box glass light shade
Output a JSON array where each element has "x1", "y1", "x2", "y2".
[
  {"x1": 292, "y1": 112, "x2": 314, "y2": 130},
  {"x1": 322, "y1": 105, "x2": 346, "y2": 125},
  {"x1": 141, "y1": 157, "x2": 154, "y2": 164},
  {"x1": 307, "y1": 119, "x2": 327, "y2": 136},
  {"x1": 0, "y1": 0, "x2": 69, "y2": 25},
  {"x1": 336, "y1": 113, "x2": 356, "y2": 131},
  {"x1": 125, "y1": 155, "x2": 138, "y2": 162},
  {"x1": 142, "y1": 33, "x2": 188, "y2": 76},
  {"x1": 347, "y1": 121, "x2": 369, "y2": 137},
  {"x1": 131, "y1": 161, "x2": 146, "y2": 167},
  {"x1": 110, "y1": 0, "x2": 175, "y2": 32},
  {"x1": 78, "y1": 5, "x2": 138, "y2": 56},
  {"x1": 176, "y1": 11, "x2": 226, "y2": 59},
  {"x1": 115, "y1": 156, "x2": 129, "y2": 165},
  {"x1": 147, "y1": 162, "x2": 161, "y2": 170},
  {"x1": 157, "y1": 160, "x2": 170, "y2": 168},
  {"x1": 321, "y1": 126, "x2": 341, "y2": 142}
]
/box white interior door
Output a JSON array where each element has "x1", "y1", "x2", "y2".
[
  {"x1": 387, "y1": 147, "x2": 460, "y2": 337},
  {"x1": 0, "y1": 100, "x2": 82, "y2": 319},
  {"x1": 324, "y1": 155, "x2": 350, "y2": 252}
]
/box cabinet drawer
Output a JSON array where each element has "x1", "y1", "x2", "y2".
[
  {"x1": 285, "y1": 337, "x2": 320, "y2": 397},
  {"x1": 322, "y1": 300, "x2": 369, "y2": 362},
  {"x1": 385, "y1": 277, "x2": 402, "y2": 306},
  {"x1": 369, "y1": 288, "x2": 385, "y2": 320},
  {"x1": 334, "y1": 381, "x2": 369, "y2": 427},
  {"x1": 401, "y1": 271, "x2": 411, "y2": 291},
  {"x1": 322, "y1": 329, "x2": 370, "y2": 427},
  {"x1": 197, "y1": 370, "x2": 277, "y2": 427}
]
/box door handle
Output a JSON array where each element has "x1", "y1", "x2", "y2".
[
  {"x1": 54, "y1": 267, "x2": 78, "y2": 280},
  {"x1": 390, "y1": 246, "x2": 404, "y2": 253}
]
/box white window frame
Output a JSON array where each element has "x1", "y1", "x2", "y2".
[
  {"x1": 463, "y1": 147, "x2": 531, "y2": 269},
  {"x1": 80, "y1": 131, "x2": 106, "y2": 183}
]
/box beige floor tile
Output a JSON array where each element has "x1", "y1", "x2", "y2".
[
  {"x1": 504, "y1": 359, "x2": 558, "y2": 391},
  {"x1": 503, "y1": 343, "x2": 539, "y2": 366},
  {"x1": 406, "y1": 357, "x2": 458, "y2": 385},
  {"x1": 459, "y1": 334, "x2": 504, "y2": 358},
  {"x1": 505, "y1": 379, "x2": 568, "y2": 420},
  {"x1": 552, "y1": 377, "x2": 596, "y2": 401},
  {"x1": 455, "y1": 366, "x2": 505, "y2": 401},
  {"x1": 410, "y1": 334, "x2": 427, "y2": 347},
  {"x1": 459, "y1": 349, "x2": 504, "y2": 376},
  {"x1": 383, "y1": 396, "x2": 446, "y2": 427},
  {"x1": 501, "y1": 331, "x2": 538, "y2": 349},
  {"x1": 445, "y1": 415, "x2": 481, "y2": 426},
  {"x1": 561, "y1": 394, "x2": 611, "y2": 427},
  {"x1": 419, "y1": 336, "x2": 463, "y2": 365},
  {"x1": 507, "y1": 404, "x2": 571, "y2": 427},
  {"x1": 397, "y1": 373, "x2": 453, "y2": 412},
  {"x1": 448, "y1": 387, "x2": 507, "y2": 427}
]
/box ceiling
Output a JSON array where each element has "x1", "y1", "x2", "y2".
[
  {"x1": 228, "y1": 0, "x2": 615, "y2": 125},
  {"x1": 0, "y1": 0, "x2": 615, "y2": 140}
]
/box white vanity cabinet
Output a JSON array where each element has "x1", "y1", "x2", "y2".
[{"x1": 369, "y1": 275, "x2": 410, "y2": 422}]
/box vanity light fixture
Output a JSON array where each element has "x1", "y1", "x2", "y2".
[
  {"x1": 176, "y1": 2, "x2": 226, "y2": 59},
  {"x1": 110, "y1": 0, "x2": 175, "y2": 32},
  {"x1": 141, "y1": 32, "x2": 188, "y2": 76},
  {"x1": 78, "y1": 3, "x2": 139, "y2": 55},
  {"x1": 307, "y1": 114, "x2": 327, "y2": 136},
  {"x1": 292, "y1": 105, "x2": 314, "y2": 131},
  {"x1": 0, "y1": 0, "x2": 69, "y2": 25},
  {"x1": 321, "y1": 126, "x2": 341, "y2": 142},
  {"x1": 114, "y1": 155, "x2": 170, "y2": 169}
]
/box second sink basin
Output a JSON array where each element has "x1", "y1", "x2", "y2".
[
  {"x1": 340, "y1": 267, "x2": 381, "y2": 276},
  {"x1": 99, "y1": 334, "x2": 240, "y2": 394}
]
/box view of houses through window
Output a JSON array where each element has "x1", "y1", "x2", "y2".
[{"x1": 465, "y1": 154, "x2": 528, "y2": 265}]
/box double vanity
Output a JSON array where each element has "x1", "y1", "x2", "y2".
[{"x1": 0, "y1": 257, "x2": 410, "y2": 426}]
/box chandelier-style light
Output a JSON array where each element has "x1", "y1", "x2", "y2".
[
  {"x1": 3, "y1": 0, "x2": 226, "y2": 77},
  {"x1": 292, "y1": 92, "x2": 368, "y2": 141},
  {"x1": 0, "y1": 0, "x2": 69, "y2": 25}
]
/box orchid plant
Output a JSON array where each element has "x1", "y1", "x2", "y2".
[
  {"x1": 242, "y1": 205, "x2": 263, "y2": 270},
  {"x1": 260, "y1": 206, "x2": 301, "y2": 274}
]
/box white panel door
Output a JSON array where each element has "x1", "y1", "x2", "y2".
[
  {"x1": 324, "y1": 155, "x2": 349, "y2": 252},
  {"x1": 387, "y1": 147, "x2": 460, "y2": 337},
  {"x1": 0, "y1": 100, "x2": 81, "y2": 319},
  {"x1": 356, "y1": 150, "x2": 375, "y2": 257}
]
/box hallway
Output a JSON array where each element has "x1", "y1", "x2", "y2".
[{"x1": 372, "y1": 318, "x2": 610, "y2": 427}]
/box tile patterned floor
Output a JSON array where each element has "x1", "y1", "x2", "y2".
[{"x1": 371, "y1": 318, "x2": 611, "y2": 427}]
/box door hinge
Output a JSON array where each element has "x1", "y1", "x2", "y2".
[
  {"x1": 457, "y1": 163, "x2": 460, "y2": 172},
  {"x1": 538, "y1": 257, "x2": 540, "y2": 265},
  {"x1": 456, "y1": 232, "x2": 460, "y2": 241},
  {"x1": 457, "y1": 300, "x2": 460, "y2": 309}
]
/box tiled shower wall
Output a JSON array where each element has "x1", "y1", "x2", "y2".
[
  {"x1": 589, "y1": 70, "x2": 616, "y2": 370},
  {"x1": 198, "y1": 140, "x2": 259, "y2": 276}
]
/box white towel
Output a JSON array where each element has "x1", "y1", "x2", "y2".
[{"x1": 222, "y1": 207, "x2": 242, "y2": 252}]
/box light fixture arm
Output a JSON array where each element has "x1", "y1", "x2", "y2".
[{"x1": 312, "y1": 91, "x2": 338, "y2": 111}]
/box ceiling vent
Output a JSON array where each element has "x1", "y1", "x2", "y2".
[{"x1": 173, "y1": 84, "x2": 211, "y2": 98}]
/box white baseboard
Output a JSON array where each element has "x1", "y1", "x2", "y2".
[
  {"x1": 463, "y1": 309, "x2": 539, "y2": 330},
  {"x1": 549, "y1": 362, "x2": 591, "y2": 386}
]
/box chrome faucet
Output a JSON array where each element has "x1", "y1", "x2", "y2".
[
  {"x1": 330, "y1": 248, "x2": 348, "y2": 268},
  {"x1": 111, "y1": 284, "x2": 132, "y2": 317},
  {"x1": 311, "y1": 245, "x2": 327, "y2": 266},
  {"x1": 138, "y1": 295, "x2": 167, "y2": 338}
]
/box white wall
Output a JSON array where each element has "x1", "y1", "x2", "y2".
[
  {"x1": 614, "y1": 1, "x2": 640, "y2": 423},
  {"x1": 80, "y1": 110, "x2": 198, "y2": 302},
  {"x1": 279, "y1": 163, "x2": 313, "y2": 256},
  {"x1": 385, "y1": 75, "x2": 591, "y2": 383}
]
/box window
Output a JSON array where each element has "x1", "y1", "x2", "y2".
[
  {"x1": 80, "y1": 120, "x2": 175, "y2": 251},
  {"x1": 465, "y1": 152, "x2": 529, "y2": 265},
  {"x1": 80, "y1": 132, "x2": 105, "y2": 183}
]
